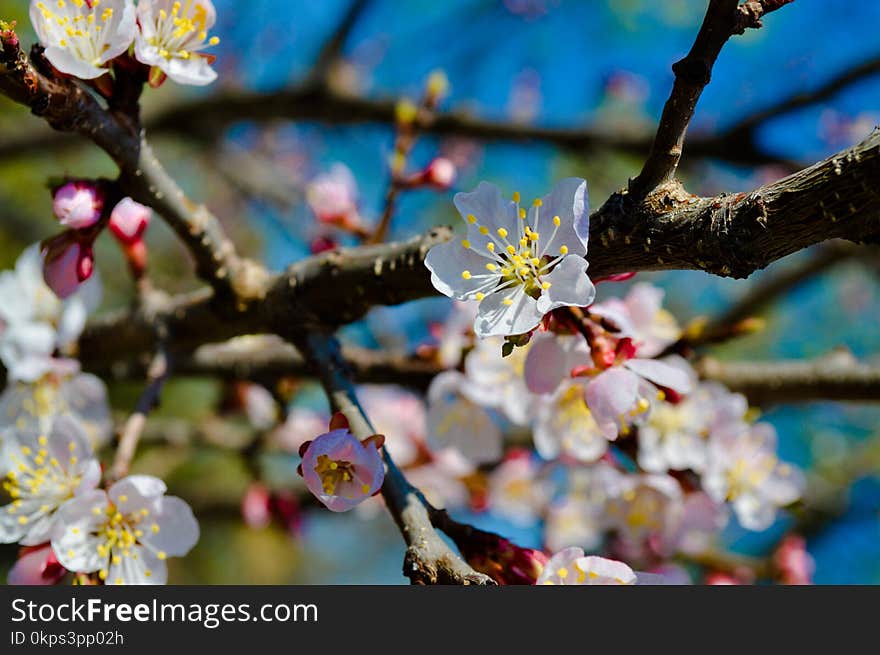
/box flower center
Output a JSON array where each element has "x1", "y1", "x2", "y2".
[
  {"x1": 34, "y1": 0, "x2": 117, "y2": 65},
  {"x1": 458, "y1": 193, "x2": 569, "y2": 304},
  {"x1": 314, "y1": 455, "x2": 369, "y2": 496},
  {"x1": 148, "y1": 1, "x2": 219, "y2": 61},
  {"x1": 725, "y1": 454, "x2": 777, "y2": 501},
  {"x1": 90, "y1": 501, "x2": 162, "y2": 583},
  {"x1": 3, "y1": 436, "x2": 79, "y2": 525}
]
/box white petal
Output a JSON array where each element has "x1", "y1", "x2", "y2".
[
  {"x1": 523, "y1": 332, "x2": 569, "y2": 394},
  {"x1": 531, "y1": 177, "x2": 590, "y2": 257},
  {"x1": 138, "y1": 496, "x2": 199, "y2": 557},
  {"x1": 625, "y1": 358, "x2": 693, "y2": 394},
  {"x1": 42, "y1": 46, "x2": 108, "y2": 79},
  {"x1": 109, "y1": 475, "x2": 168, "y2": 506},
  {"x1": 536, "y1": 255, "x2": 596, "y2": 313},
  {"x1": 107, "y1": 545, "x2": 167, "y2": 585},
  {"x1": 475, "y1": 286, "x2": 543, "y2": 338},
  {"x1": 585, "y1": 368, "x2": 640, "y2": 438},
  {"x1": 454, "y1": 182, "x2": 519, "y2": 251},
  {"x1": 425, "y1": 239, "x2": 497, "y2": 300}
]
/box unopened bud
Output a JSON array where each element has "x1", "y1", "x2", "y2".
[
  {"x1": 42, "y1": 234, "x2": 94, "y2": 299},
  {"x1": 52, "y1": 181, "x2": 104, "y2": 229},
  {"x1": 394, "y1": 98, "x2": 419, "y2": 126},
  {"x1": 425, "y1": 69, "x2": 450, "y2": 103},
  {"x1": 109, "y1": 197, "x2": 151, "y2": 244},
  {"x1": 423, "y1": 157, "x2": 456, "y2": 189}
]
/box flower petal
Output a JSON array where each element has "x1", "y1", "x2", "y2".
[
  {"x1": 475, "y1": 286, "x2": 544, "y2": 338},
  {"x1": 625, "y1": 358, "x2": 693, "y2": 394},
  {"x1": 536, "y1": 255, "x2": 596, "y2": 313},
  {"x1": 531, "y1": 177, "x2": 590, "y2": 257}
]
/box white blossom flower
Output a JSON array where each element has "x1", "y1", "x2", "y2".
[
  {"x1": 658, "y1": 491, "x2": 729, "y2": 557},
  {"x1": 605, "y1": 473, "x2": 683, "y2": 545},
  {"x1": 544, "y1": 462, "x2": 624, "y2": 552},
  {"x1": 462, "y1": 336, "x2": 535, "y2": 426},
  {"x1": 0, "y1": 373, "x2": 113, "y2": 451},
  {"x1": 544, "y1": 495, "x2": 605, "y2": 554},
  {"x1": 425, "y1": 371, "x2": 503, "y2": 464},
  {"x1": 134, "y1": 0, "x2": 220, "y2": 86},
  {"x1": 425, "y1": 179, "x2": 595, "y2": 338},
  {"x1": 637, "y1": 379, "x2": 748, "y2": 474},
  {"x1": 0, "y1": 416, "x2": 101, "y2": 546},
  {"x1": 0, "y1": 245, "x2": 101, "y2": 383},
  {"x1": 51, "y1": 475, "x2": 199, "y2": 584},
  {"x1": 591, "y1": 282, "x2": 680, "y2": 357},
  {"x1": 533, "y1": 378, "x2": 610, "y2": 463},
  {"x1": 702, "y1": 422, "x2": 804, "y2": 530},
  {"x1": 536, "y1": 547, "x2": 636, "y2": 585},
  {"x1": 30, "y1": 0, "x2": 136, "y2": 80},
  {"x1": 487, "y1": 454, "x2": 551, "y2": 526}
]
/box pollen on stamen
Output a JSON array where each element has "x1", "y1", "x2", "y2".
[
  {"x1": 533, "y1": 199, "x2": 543, "y2": 207},
  {"x1": 474, "y1": 292, "x2": 485, "y2": 301},
  {"x1": 553, "y1": 215, "x2": 561, "y2": 226},
  {"x1": 461, "y1": 270, "x2": 472, "y2": 280},
  {"x1": 461, "y1": 239, "x2": 471, "y2": 249},
  {"x1": 486, "y1": 263, "x2": 497, "y2": 271},
  {"x1": 486, "y1": 242, "x2": 495, "y2": 252},
  {"x1": 466, "y1": 214, "x2": 477, "y2": 224},
  {"x1": 512, "y1": 192, "x2": 520, "y2": 203},
  {"x1": 559, "y1": 245, "x2": 569, "y2": 255},
  {"x1": 497, "y1": 228, "x2": 508, "y2": 238},
  {"x1": 502, "y1": 298, "x2": 514, "y2": 306},
  {"x1": 479, "y1": 226, "x2": 489, "y2": 235}
]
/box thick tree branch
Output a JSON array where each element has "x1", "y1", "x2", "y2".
[
  {"x1": 696, "y1": 350, "x2": 880, "y2": 404},
  {"x1": 69, "y1": 128, "x2": 880, "y2": 370}
]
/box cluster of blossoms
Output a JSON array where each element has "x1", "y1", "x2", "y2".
[
  {"x1": 0, "y1": 249, "x2": 197, "y2": 585},
  {"x1": 413, "y1": 178, "x2": 806, "y2": 583},
  {"x1": 30, "y1": 0, "x2": 221, "y2": 86},
  {"x1": 0, "y1": 401, "x2": 198, "y2": 585}
]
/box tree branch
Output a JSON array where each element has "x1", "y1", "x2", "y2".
[
  {"x1": 0, "y1": 37, "x2": 257, "y2": 297},
  {"x1": 289, "y1": 331, "x2": 493, "y2": 585},
  {"x1": 65, "y1": 127, "x2": 880, "y2": 373},
  {"x1": 629, "y1": 0, "x2": 791, "y2": 198},
  {"x1": 696, "y1": 350, "x2": 880, "y2": 404}
]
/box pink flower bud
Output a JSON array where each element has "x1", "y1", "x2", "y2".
[
  {"x1": 774, "y1": 534, "x2": 815, "y2": 585},
  {"x1": 52, "y1": 182, "x2": 104, "y2": 229},
  {"x1": 109, "y1": 198, "x2": 151, "y2": 244},
  {"x1": 8, "y1": 545, "x2": 67, "y2": 586},
  {"x1": 241, "y1": 483, "x2": 272, "y2": 530},
  {"x1": 310, "y1": 235, "x2": 338, "y2": 254},
  {"x1": 457, "y1": 532, "x2": 548, "y2": 585},
  {"x1": 424, "y1": 157, "x2": 457, "y2": 189},
  {"x1": 42, "y1": 236, "x2": 94, "y2": 299}
]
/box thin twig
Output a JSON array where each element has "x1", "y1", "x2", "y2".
[{"x1": 108, "y1": 347, "x2": 172, "y2": 482}]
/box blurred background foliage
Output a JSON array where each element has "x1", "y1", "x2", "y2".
[{"x1": 1, "y1": 0, "x2": 878, "y2": 583}]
